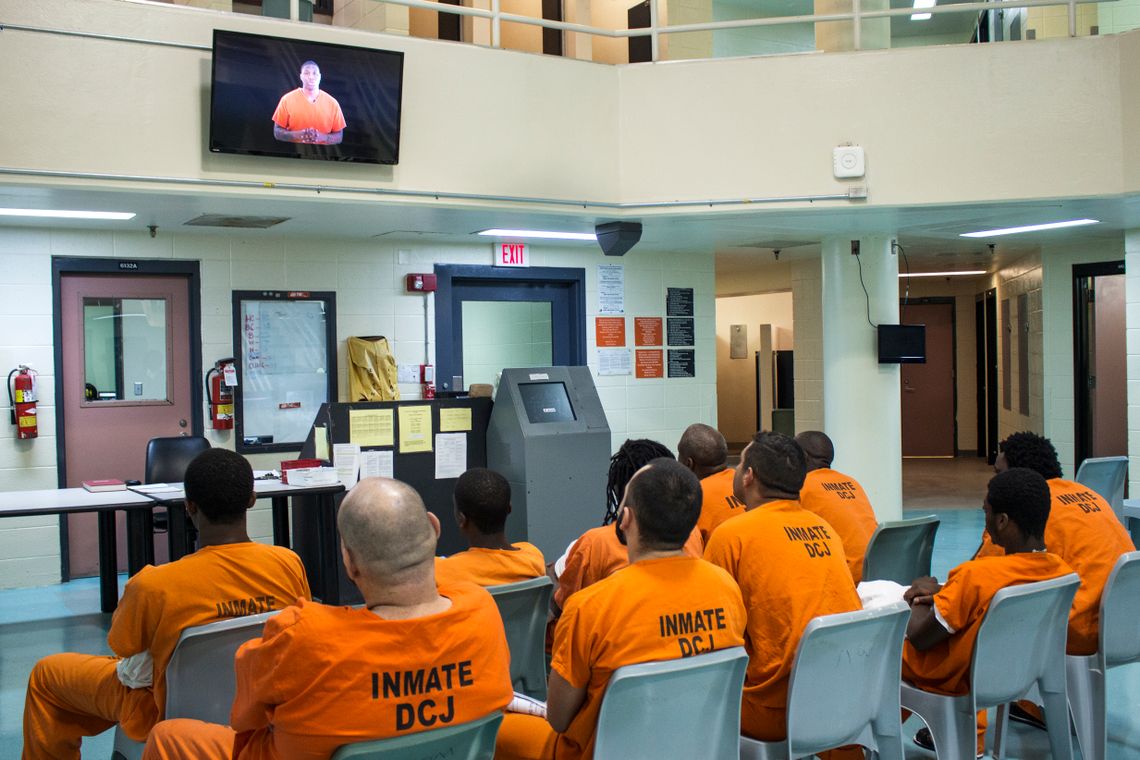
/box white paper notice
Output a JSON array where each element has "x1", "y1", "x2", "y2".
[
  {"x1": 360, "y1": 449, "x2": 394, "y2": 480},
  {"x1": 597, "y1": 348, "x2": 632, "y2": 376},
  {"x1": 598, "y1": 264, "x2": 624, "y2": 314},
  {"x1": 333, "y1": 443, "x2": 361, "y2": 488},
  {"x1": 435, "y1": 433, "x2": 468, "y2": 479}
]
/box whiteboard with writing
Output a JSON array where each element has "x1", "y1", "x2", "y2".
[{"x1": 236, "y1": 294, "x2": 335, "y2": 451}]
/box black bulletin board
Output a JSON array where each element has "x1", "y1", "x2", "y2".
[{"x1": 293, "y1": 397, "x2": 492, "y2": 603}]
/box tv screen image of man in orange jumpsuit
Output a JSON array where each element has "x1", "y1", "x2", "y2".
[{"x1": 272, "y1": 60, "x2": 346, "y2": 145}]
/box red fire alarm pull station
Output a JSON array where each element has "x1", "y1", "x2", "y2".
[{"x1": 405, "y1": 273, "x2": 437, "y2": 293}]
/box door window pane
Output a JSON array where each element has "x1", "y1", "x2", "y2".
[
  {"x1": 461, "y1": 301, "x2": 553, "y2": 389},
  {"x1": 82, "y1": 297, "x2": 168, "y2": 401}
]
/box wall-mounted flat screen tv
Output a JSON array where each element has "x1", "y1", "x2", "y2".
[
  {"x1": 210, "y1": 30, "x2": 404, "y2": 165},
  {"x1": 878, "y1": 324, "x2": 926, "y2": 364}
]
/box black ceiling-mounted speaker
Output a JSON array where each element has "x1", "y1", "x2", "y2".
[{"x1": 595, "y1": 221, "x2": 642, "y2": 257}]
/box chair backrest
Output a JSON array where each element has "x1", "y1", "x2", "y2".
[
  {"x1": 594, "y1": 646, "x2": 749, "y2": 760},
  {"x1": 145, "y1": 436, "x2": 211, "y2": 484},
  {"x1": 1099, "y1": 551, "x2": 1140, "y2": 668},
  {"x1": 486, "y1": 576, "x2": 553, "y2": 700},
  {"x1": 784, "y1": 602, "x2": 910, "y2": 757},
  {"x1": 861, "y1": 515, "x2": 940, "y2": 585},
  {"x1": 1074, "y1": 456, "x2": 1129, "y2": 522},
  {"x1": 971, "y1": 573, "x2": 1080, "y2": 708},
  {"x1": 164, "y1": 611, "x2": 274, "y2": 722},
  {"x1": 329, "y1": 712, "x2": 503, "y2": 760}
]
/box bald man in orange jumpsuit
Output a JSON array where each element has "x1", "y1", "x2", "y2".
[
  {"x1": 796, "y1": 431, "x2": 878, "y2": 583},
  {"x1": 434, "y1": 467, "x2": 545, "y2": 587},
  {"x1": 678, "y1": 423, "x2": 745, "y2": 543},
  {"x1": 904, "y1": 467, "x2": 1075, "y2": 757},
  {"x1": 704, "y1": 431, "x2": 863, "y2": 760},
  {"x1": 22, "y1": 449, "x2": 311, "y2": 760},
  {"x1": 271, "y1": 61, "x2": 345, "y2": 145},
  {"x1": 141, "y1": 477, "x2": 513, "y2": 760},
  {"x1": 496, "y1": 458, "x2": 747, "y2": 760}
]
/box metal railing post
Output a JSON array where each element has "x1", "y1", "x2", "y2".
[
  {"x1": 492, "y1": 0, "x2": 502, "y2": 49},
  {"x1": 853, "y1": 0, "x2": 862, "y2": 51},
  {"x1": 1068, "y1": 0, "x2": 1077, "y2": 35},
  {"x1": 650, "y1": 0, "x2": 660, "y2": 62}
]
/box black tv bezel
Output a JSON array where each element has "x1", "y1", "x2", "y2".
[
  {"x1": 877, "y1": 323, "x2": 926, "y2": 364},
  {"x1": 209, "y1": 28, "x2": 405, "y2": 166}
]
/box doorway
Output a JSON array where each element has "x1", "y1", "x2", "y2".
[
  {"x1": 628, "y1": 0, "x2": 651, "y2": 63},
  {"x1": 975, "y1": 289, "x2": 998, "y2": 464},
  {"x1": 1074, "y1": 260, "x2": 1127, "y2": 466},
  {"x1": 434, "y1": 265, "x2": 586, "y2": 394},
  {"x1": 901, "y1": 300, "x2": 956, "y2": 457},
  {"x1": 53, "y1": 258, "x2": 201, "y2": 580}
]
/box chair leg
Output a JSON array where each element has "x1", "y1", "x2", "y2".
[
  {"x1": 926, "y1": 709, "x2": 977, "y2": 760},
  {"x1": 1040, "y1": 690, "x2": 1074, "y2": 760},
  {"x1": 1066, "y1": 658, "x2": 1105, "y2": 760}
]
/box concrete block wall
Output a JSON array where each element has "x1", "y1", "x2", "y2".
[
  {"x1": 996, "y1": 257, "x2": 1044, "y2": 443},
  {"x1": 0, "y1": 226, "x2": 716, "y2": 589},
  {"x1": 791, "y1": 258, "x2": 823, "y2": 432}
]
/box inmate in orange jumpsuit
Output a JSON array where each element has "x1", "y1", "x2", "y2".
[
  {"x1": 142, "y1": 582, "x2": 513, "y2": 760},
  {"x1": 434, "y1": 542, "x2": 546, "y2": 587},
  {"x1": 23, "y1": 542, "x2": 310, "y2": 759},
  {"x1": 271, "y1": 89, "x2": 346, "y2": 137},
  {"x1": 799, "y1": 468, "x2": 878, "y2": 583},
  {"x1": 973, "y1": 478, "x2": 1134, "y2": 654},
  {"x1": 496, "y1": 555, "x2": 747, "y2": 760},
  {"x1": 695, "y1": 468, "x2": 746, "y2": 544},
  {"x1": 703, "y1": 500, "x2": 861, "y2": 744}
]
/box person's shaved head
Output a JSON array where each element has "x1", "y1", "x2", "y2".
[
  {"x1": 677, "y1": 424, "x2": 728, "y2": 470},
  {"x1": 795, "y1": 431, "x2": 834, "y2": 471},
  {"x1": 338, "y1": 478, "x2": 436, "y2": 581}
]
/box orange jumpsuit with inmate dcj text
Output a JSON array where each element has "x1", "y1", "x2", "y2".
[
  {"x1": 495, "y1": 555, "x2": 747, "y2": 760},
  {"x1": 695, "y1": 468, "x2": 746, "y2": 544},
  {"x1": 22, "y1": 542, "x2": 310, "y2": 760},
  {"x1": 271, "y1": 89, "x2": 346, "y2": 139},
  {"x1": 798, "y1": 468, "x2": 878, "y2": 583},
  {"x1": 434, "y1": 542, "x2": 546, "y2": 587},
  {"x1": 141, "y1": 582, "x2": 514, "y2": 760}
]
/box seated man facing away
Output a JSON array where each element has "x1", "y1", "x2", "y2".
[
  {"x1": 495, "y1": 458, "x2": 747, "y2": 760},
  {"x1": 551, "y1": 439, "x2": 704, "y2": 622},
  {"x1": 678, "y1": 423, "x2": 745, "y2": 544},
  {"x1": 434, "y1": 467, "x2": 545, "y2": 586},
  {"x1": 904, "y1": 467, "x2": 1075, "y2": 756},
  {"x1": 23, "y1": 448, "x2": 311, "y2": 760},
  {"x1": 796, "y1": 430, "x2": 878, "y2": 583},
  {"x1": 141, "y1": 477, "x2": 513, "y2": 760},
  {"x1": 704, "y1": 431, "x2": 862, "y2": 759}
]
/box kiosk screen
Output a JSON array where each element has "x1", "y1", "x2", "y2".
[{"x1": 519, "y1": 382, "x2": 577, "y2": 424}]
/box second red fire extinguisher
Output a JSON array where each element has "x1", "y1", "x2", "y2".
[
  {"x1": 206, "y1": 360, "x2": 236, "y2": 430},
  {"x1": 7, "y1": 365, "x2": 38, "y2": 439}
]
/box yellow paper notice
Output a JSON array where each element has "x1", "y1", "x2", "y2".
[
  {"x1": 314, "y1": 426, "x2": 330, "y2": 461},
  {"x1": 398, "y1": 406, "x2": 433, "y2": 453},
  {"x1": 349, "y1": 409, "x2": 394, "y2": 447},
  {"x1": 439, "y1": 407, "x2": 473, "y2": 433}
]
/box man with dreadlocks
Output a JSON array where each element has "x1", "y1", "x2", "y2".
[
  {"x1": 549, "y1": 439, "x2": 705, "y2": 625},
  {"x1": 704, "y1": 431, "x2": 862, "y2": 758},
  {"x1": 964, "y1": 431, "x2": 1135, "y2": 738}
]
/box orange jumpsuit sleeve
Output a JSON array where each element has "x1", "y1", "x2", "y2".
[
  {"x1": 554, "y1": 537, "x2": 594, "y2": 609},
  {"x1": 549, "y1": 595, "x2": 593, "y2": 690},
  {"x1": 230, "y1": 606, "x2": 304, "y2": 737},
  {"x1": 932, "y1": 565, "x2": 985, "y2": 634},
  {"x1": 107, "y1": 567, "x2": 162, "y2": 658},
  {"x1": 702, "y1": 528, "x2": 740, "y2": 579}
]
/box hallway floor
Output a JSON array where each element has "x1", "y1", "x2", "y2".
[{"x1": 1, "y1": 458, "x2": 1137, "y2": 758}]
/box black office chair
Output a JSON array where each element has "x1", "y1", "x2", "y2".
[{"x1": 127, "y1": 436, "x2": 211, "y2": 574}]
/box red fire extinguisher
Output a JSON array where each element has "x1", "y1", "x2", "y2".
[
  {"x1": 205, "y1": 359, "x2": 235, "y2": 430},
  {"x1": 7, "y1": 365, "x2": 38, "y2": 439}
]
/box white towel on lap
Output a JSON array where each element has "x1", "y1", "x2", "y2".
[{"x1": 856, "y1": 580, "x2": 908, "y2": 609}]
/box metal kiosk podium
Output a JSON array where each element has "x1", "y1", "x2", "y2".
[{"x1": 487, "y1": 367, "x2": 611, "y2": 559}]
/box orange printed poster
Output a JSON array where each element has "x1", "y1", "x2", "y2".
[
  {"x1": 636, "y1": 349, "x2": 664, "y2": 379},
  {"x1": 635, "y1": 317, "x2": 663, "y2": 346},
  {"x1": 595, "y1": 317, "x2": 626, "y2": 348}
]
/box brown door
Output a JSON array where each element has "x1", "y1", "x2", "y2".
[
  {"x1": 901, "y1": 302, "x2": 955, "y2": 457},
  {"x1": 60, "y1": 273, "x2": 195, "y2": 577},
  {"x1": 1090, "y1": 274, "x2": 1127, "y2": 457}
]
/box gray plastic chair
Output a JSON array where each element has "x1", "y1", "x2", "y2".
[
  {"x1": 1043, "y1": 552, "x2": 1139, "y2": 760},
  {"x1": 329, "y1": 712, "x2": 503, "y2": 759},
  {"x1": 110, "y1": 611, "x2": 274, "y2": 760},
  {"x1": 486, "y1": 576, "x2": 553, "y2": 700},
  {"x1": 862, "y1": 515, "x2": 940, "y2": 585},
  {"x1": 900, "y1": 573, "x2": 1080, "y2": 760},
  {"x1": 1074, "y1": 456, "x2": 1129, "y2": 524},
  {"x1": 594, "y1": 646, "x2": 749, "y2": 760},
  {"x1": 739, "y1": 601, "x2": 910, "y2": 760}
]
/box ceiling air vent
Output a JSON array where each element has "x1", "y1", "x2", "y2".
[{"x1": 184, "y1": 214, "x2": 290, "y2": 229}]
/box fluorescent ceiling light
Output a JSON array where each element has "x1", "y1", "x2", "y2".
[
  {"x1": 911, "y1": 0, "x2": 934, "y2": 21},
  {"x1": 0, "y1": 208, "x2": 136, "y2": 221},
  {"x1": 477, "y1": 228, "x2": 597, "y2": 241},
  {"x1": 900, "y1": 270, "x2": 987, "y2": 278},
  {"x1": 960, "y1": 219, "x2": 1100, "y2": 238}
]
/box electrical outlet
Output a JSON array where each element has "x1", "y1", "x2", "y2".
[{"x1": 851, "y1": 240, "x2": 860, "y2": 256}]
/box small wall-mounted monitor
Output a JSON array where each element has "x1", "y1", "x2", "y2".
[
  {"x1": 210, "y1": 30, "x2": 404, "y2": 165},
  {"x1": 878, "y1": 324, "x2": 926, "y2": 364},
  {"x1": 518, "y1": 382, "x2": 577, "y2": 424}
]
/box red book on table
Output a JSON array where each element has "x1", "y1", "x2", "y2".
[{"x1": 82, "y1": 479, "x2": 127, "y2": 492}]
